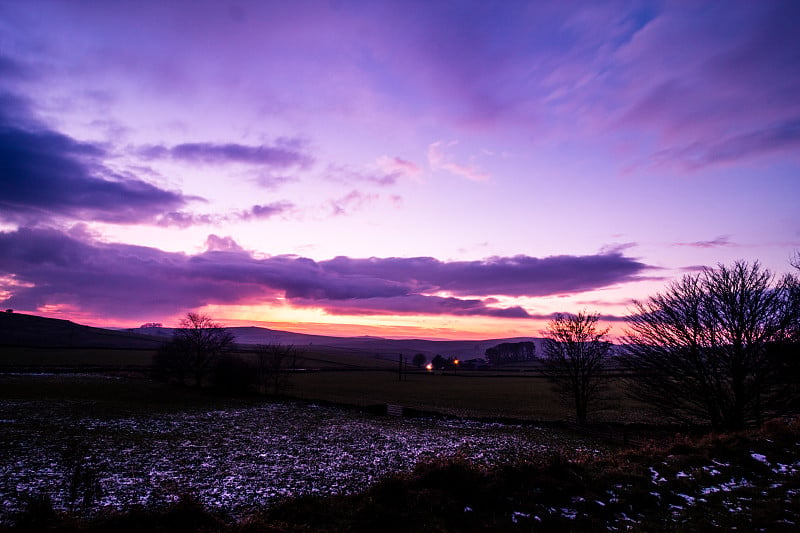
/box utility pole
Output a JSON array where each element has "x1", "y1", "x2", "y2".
[{"x1": 398, "y1": 353, "x2": 403, "y2": 382}]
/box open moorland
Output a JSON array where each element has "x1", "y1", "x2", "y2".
[{"x1": 2, "y1": 313, "x2": 799, "y2": 531}]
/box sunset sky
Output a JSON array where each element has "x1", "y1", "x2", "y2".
[{"x1": 1, "y1": 1, "x2": 798, "y2": 340}]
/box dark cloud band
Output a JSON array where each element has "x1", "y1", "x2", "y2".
[
  {"x1": 0, "y1": 94, "x2": 187, "y2": 224},
  {"x1": 139, "y1": 141, "x2": 312, "y2": 168},
  {"x1": 0, "y1": 228, "x2": 649, "y2": 320}
]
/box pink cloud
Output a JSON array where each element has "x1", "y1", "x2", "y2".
[
  {"x1": 427, "y1": 141, "x2": 489, "y2": 182},
  {"x1": 376, "y1": 156, "x2": 421, "y2": 179},
  {"x1": 205, "y1": 235, "x2": 244, "y2": 253},
  {"x1": 328, "y1": 190, "x2": 379, "y2": 216}
]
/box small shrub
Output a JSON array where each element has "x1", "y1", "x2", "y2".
[{"x1": 12, "y1": 493, "x2": 60, "y2": 532}]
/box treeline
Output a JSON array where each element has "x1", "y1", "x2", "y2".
[
  {"x1": 484, "y1": 341, "x2": 536, "y2": 365},
  {"x1": 537, "y1": 259, "x2": 800, "y2": 430}
]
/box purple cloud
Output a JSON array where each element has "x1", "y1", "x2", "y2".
[
  {"x1": 640, "y1": 118, "x2": 800, "y2": 171},
  {"x1": 530, "y1": 311, "x2": 630, "y2": 324},
  {"x1": 681, "y1": 265, "x2": 711, "y2": 273},
  {"x1": 0, "y1": 228, "x2": 275, "y2": 318},
  {"x1": 0, "y1": 228, "x2": 650, "y2": 321},
  {"x1": 673, "y1": 236, "x2": 735, "y2": 249},
  {"x1": 324, "y1": 163, "x2": 411, "y2": 188},
  {"x1": 297, "y1": 295, "x2": 531, "y2": 319},
  {"x1": 329, "y1": 190, "x2": 379, "y2": 216},
  {"x1": 616, "y1": 2, "x2": 800, "y2": 169},
  {"x1": 320, "y1": 253, "x2": 649, "y2": 298},
  {"x1": 253, "y1": 175, "x2": 296, "y2": 189},
  {"x1": 205, "y1": 235, "x2": 244, "y2": 253},
  {"x1": 139, "y1": 141, "x2": 312, "y2": 168},
  {"x1": 156, "y1": 211, "x2": 216, "y2": 228},
  {"x1": 248, "y1": 202, "x2": 293, "y2": 219},
  {"x1": 0, "y1": 95, "x2": 187, "y2": 224},
  {"x1": 155, "y1": 202, "x2": 294, "y2": 228}
]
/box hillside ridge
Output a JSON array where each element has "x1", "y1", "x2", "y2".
[{"x1": 0, "y1": 312, "x2": 542, "y2": 359}]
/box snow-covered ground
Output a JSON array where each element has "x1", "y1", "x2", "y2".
[{"x1": 0, "y1": 398, "x2": 599, "y2": 521}]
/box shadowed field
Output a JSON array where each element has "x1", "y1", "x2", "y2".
[
  {"x1": 1, "y1": 374, "x2": 798, "y2": 531},
  {"x1": 290, "y1": 370, "x2": 566, "y2": 420},
  {"x1": 0, "y1": 374, "x2": 606, "y2": 524}
]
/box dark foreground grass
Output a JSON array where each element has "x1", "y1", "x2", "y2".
[
  {"x1": 0, "y1": 346, "x2": 156, "y2": 370},
  {"x1": 5, "y1": 418, "x2": 799, "y2": 532},
  {"x1": 290, "y1": 370, "x2": 653, "y2": 424},
  {"x1": 0, "y1": 373, "x2": 258, "y2": 415},
  {"x1": 291, "y1": 370, "x2": 568, "y2": 421},
  {"x1": 0, "y1": 369, "x2": 652, "y2": 424}
]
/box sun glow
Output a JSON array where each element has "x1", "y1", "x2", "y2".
[{"x1": 193, "y1": 302, "x2": 549, "y2": 340}]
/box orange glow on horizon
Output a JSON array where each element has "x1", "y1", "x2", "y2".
[{"x1": 20, "y1": 301, "x2": 629, "y2": 342}]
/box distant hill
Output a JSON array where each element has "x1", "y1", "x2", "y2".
[
  {"x1": 134, "y1": 324, "x2": 542, "y2": 361},
  {"x1": 0, "y1": 312, "x2": 165, "y2": 349},
  {"x1": 0, "y1": 311, "x2": 542, "y2": 361}
]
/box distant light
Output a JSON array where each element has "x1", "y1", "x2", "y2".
[
  {"x1": 426, "y1": 363, "x2": 433, "y2": 371},
  {"x1": 453, "y1": 359, "x2": 459, "y2": 365}
]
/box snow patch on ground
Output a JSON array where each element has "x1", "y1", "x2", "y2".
[
  {"x1": 0, "y1": 399, "x2": 596, "y2": 521},
  {"x1": 751, "y1": 452, "x2": 768, "y2": 464}
]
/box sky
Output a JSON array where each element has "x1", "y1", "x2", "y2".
[{"x1": 1, "y1": 0, "x2": 798, "y2": 340}]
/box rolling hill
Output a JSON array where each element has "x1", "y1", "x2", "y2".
[
  {"x1": 0, "y1": 311, "x2": 165, "y2": 349},
  {"x1": 0, "y1": 311, "x2": 542, "y2": 366},
  {"x1": 136, "y1": 324, "x2": 541, "y2": 362}
]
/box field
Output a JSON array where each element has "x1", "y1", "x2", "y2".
[
  {"x1": 2, "y1": 316, "x2": 797, "y2": 530},
  {"x1": 0, "y1": 374, "x2": 605, "y2": 524},
  {"x1": 291, "y1": 370, "x2": 574, "y2": 421},
  {"x1": 0, "y1": 346, "x2": 157, "y2": 371},
  {"x1": 0, "y1": 339, "x2": 651, "y2": 424},
  {"x1": 2, "y1": 374, "x2": 799, "y2": 531}
]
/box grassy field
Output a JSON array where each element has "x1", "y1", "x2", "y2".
[
  {"x1": 0, "y1": 350, "x2": 651, "y2": 424},
  {"x1": 289, "y1": 369, "x2": 657, "y2": 425},
  {"x1": 0, "y1": 373, "x2": 247, "y2": 417},
  {"x1": 0, "y1": 369, "x2": 570, "y2": 421},
  {"x1": 240, "y1": 346, "x2": 400, "y2": 370},
  {"x1": 0, "y1": 345, "x2": 399, "y2": 372},
  {"x1": 289, "y1": 370, "x2": 565, "y2": 420},
  {"x1": 0, "y1": 346, "x2": 157, "y2": 370},
  {"x1": 0, "y1": 313, "x2": 644, "y2": 423}
]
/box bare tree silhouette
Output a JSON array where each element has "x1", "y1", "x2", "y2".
[
  {"x1": 541, "y1": 311, "x2": 612, "y2": 425},
  {"x1": 254, "y1": 343, "x2": 300, "y2": 395},
  {"x1": 621, "y1": 261, "x2": 800, "y2": 430},
  {"x1": 154, "y1": 312, "x2": 235, "y2": 387}
]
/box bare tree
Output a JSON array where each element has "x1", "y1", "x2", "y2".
[
  {"x1": 154, "y1": 312, "x2": 235, "y2": 387},
  {"x1": 620, "y1": 261, "x2": 800, "y2": 430},
  {"x1": 254, "y1": 343, "x2": 299, "y2": 395},
  {"x1": 541, "y1": 311, "x2": 612, "y2": 425},
  {"x1": 412, "y1": 353, "x2": 426, "y2": 368}
]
